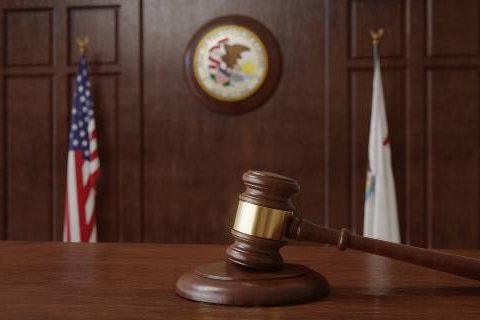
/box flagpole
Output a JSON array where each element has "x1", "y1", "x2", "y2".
[
  {"x1": 370, "y1": 28, "x2": 383, "y2": 60},
  {"x1": 76, "y1": 36, "x2": 89, "y2": 55},
  {"x1": 370, "y1": 28, "x2": 384, "y2": 46}
]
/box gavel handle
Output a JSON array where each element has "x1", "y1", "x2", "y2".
[{"x1": 287, "y1": 217, "x2": 480, "y2": 281}]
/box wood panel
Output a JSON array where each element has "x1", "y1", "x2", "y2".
[
  {"x1": 327, "y1": 0, "x2": 350, "y2": 231},
  {"x1": 91, "y1": 75, "x2": 119, "y2": 242},
  {"x1": 427, "y1": 0, "x2": 480, "y2": 57},
  {"x1": 427, "y1": 69, "x2": 480, "y2": 248},
  {"x1": 349, "y1": 0, "x2": 404, "y2": 59},
  {"x1": 68, "y1": 6, "x2": 119, "y2": 65},
  {"x1": 4, "y1": 9, "x2": 53, "y2": 66},
  {"x1": 6, "y1": 76, "x2": 53, "y2": 240},
  {"x1": 0, "y1": 0, "x2": 478, "y2": 248},
  {"x1": 143, "y1": 0, "x2": 326, "y2": 243},
  {"x1": 423, "y1": 0, "x2": 480, "y2": 248},
  {"x1": 405, "y1": 0, "x2": 427, "y2": 247}
]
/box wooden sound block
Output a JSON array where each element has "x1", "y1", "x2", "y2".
[{"x1": 176, "y1": 261, "x2": 329, "y2": 306}]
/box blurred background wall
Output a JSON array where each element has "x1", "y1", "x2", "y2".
[{"x1": 0, "y1": 0, "x2": 478, "y2": 248}]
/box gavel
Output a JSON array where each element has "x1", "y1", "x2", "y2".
[
  {"x1": 176, "y1": 170, "x2": 480, "y2": 306},
  {"x1": 226, "y1": 170, "x2": 480, "y2": 280}
]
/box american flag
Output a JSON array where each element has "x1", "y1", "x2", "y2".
[{"x1": 63, "y1": 54, "x2": 100, "y2": 242}]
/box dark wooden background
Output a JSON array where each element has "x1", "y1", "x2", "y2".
[{"x1": 0, "y1": 0, "x2": 478, "y2": 248}]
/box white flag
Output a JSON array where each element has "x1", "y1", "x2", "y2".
[{"x1": 363, "y1": 46, "x2": 400, "y2": 243}]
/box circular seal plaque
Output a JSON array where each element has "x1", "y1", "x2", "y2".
[{"x1": 185, "y1": 15, "x2": 281, "y2": 114}]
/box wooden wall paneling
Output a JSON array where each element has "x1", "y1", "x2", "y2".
[
  {"x1": 424, "y1": 0, "x2": 480, "y2": 248},
  {"x1": 0, "y1": 5, "x2": 5, "y2": 239},
  {"x1": 68, "y1": 6, "x2": 118, "y2": 65},
  {"x1": 52, "y1": 0, "x2": 68, "y2": 241},
  {"x1": 349, "y1": 0, "x2": 404, "y2": 59},
  {"x1": 93, "y1": 75, "x2": 119, "y2": 242},
  {"x1": 6, "y1": 76, "x2": 53, "y2": 240},
  {"x1": 426, "y1": 0, "x2": 480, "y2": 57},
  {"x1": 327, "y1": 0, "x2": 352, "y2": 230},
  {"x1": 0, "y1": 0, "x2": 478, "y2": 247},
  {"x1": 144, "y1": 0, "x2": 241, "y2": 244},
  {"x1": 0, "y1": 2, "x2": 56, "y2": 241},
  {"x1": 143, "y1": 0, "x2": 326, "y2": 243},
  {"x1": 4, "y1": 8, "x2": 53, "y2": 67},
  {"x1": 271, "y1": 0, "x2": 325, "y2": 233},
  {"x1": 113, "y1": 0, "x2": 141, "y2": 242},
  {"x1": 404, "y1": 0, "x2": 427, "y2": 247},
  {"x1": 349, "y1": 69, "x2": 368, "y2": 234},
  {"x1": 426, "y1": 69, "x2": 480, "y2": 248}
]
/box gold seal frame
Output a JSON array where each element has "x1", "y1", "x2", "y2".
[
  {"x1": 192, "y1": 25, "x2": 269, "y2": 102},
  {"x1": 184, "y1": 15, "x2": 282, "y2": 115}
]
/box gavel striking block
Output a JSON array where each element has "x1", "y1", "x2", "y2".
[{"x1": 176, "y1": 170, "x2": 480, "y2": 306}]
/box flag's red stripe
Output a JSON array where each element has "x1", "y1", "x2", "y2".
[
  {"x1": 74, "y1": 151, "x2": 88, "y2": 241},
  {"x1": 85, "y1": 212, "x2": 96, "y2": 240},
  {"x1": 83, "y1": 172, "x2": 100, "y2": 196},
  {"x1": 89, "y1": 170, "x2": 100, "y2": 186},
  {"x1": 73, "y1": 150, "x2": 99, "y2": 241},
  {"x1": 383, "y1": 136, "x2": 390, "y2": 146}
]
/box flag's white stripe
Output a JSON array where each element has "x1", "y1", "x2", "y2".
[
  {"x1": 85, "y1": 189, "x2": 95, "y2": 222},
  {"x1": 82, "y1": 157, "x2": 99, "y2": 184},
  {"x1": 89, "y1": 224, "x2": 97, "y2": 243},
  {"x1": 89, "y1": 158, "x2": 100, "y2": 173},
  {"x1": 66, "y1": 151, "x2": 81, "y2": 242},
  {"x1": 82, "y1": 161, "x2": 90, "y2": 186},
  {"x1": 88, "y1": 120, "x2": 95, "y2": 133},
  {"x1": 89, "y1": 139, "x2": 97, "y2": 151}
]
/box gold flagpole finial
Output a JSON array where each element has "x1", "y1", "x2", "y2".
[
  {"x1": 370, "y1": 28, "x2": 384, "y2": 45},
  {"x1": 76, "y1": 36, "x2": 89, "y2": 54}
]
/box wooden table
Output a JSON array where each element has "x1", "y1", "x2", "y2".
[{"x1": 0, "y1": 242, "x2": 479, "y2": 319}]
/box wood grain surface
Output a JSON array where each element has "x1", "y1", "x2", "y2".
[{"x1": 0, "y1": 242, "x2": 479, "y2": 319}]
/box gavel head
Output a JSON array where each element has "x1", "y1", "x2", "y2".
[{"x1": 226, "y1": 170, "x2": 300, "y2": 271}]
